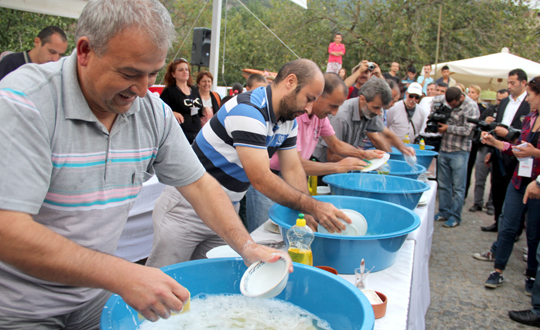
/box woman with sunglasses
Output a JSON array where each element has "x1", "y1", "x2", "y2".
[
  {"x1": 160, "y1": 58, "x2": 206, "y2": 144},
  {"x1": 480, "y1": 76, "x2": 540, "y2": 299},
  {"x1": 196, "y1": 71, "x2": 221, "y2": 126}
]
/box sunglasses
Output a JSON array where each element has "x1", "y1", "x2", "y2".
[
  {"x1": 408, "y1": 94, "x2": 421, "y2": 100},
  {"x1": 529, "y1": 79, "x2": 540, "y2": 90},
  {"x1": 174, "y1": 58, "x2": 188, "y2": 63}
]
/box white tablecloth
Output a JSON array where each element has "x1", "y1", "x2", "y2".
[{"x1": 115, "y1": 176, "x2": 165, "y2": 262}]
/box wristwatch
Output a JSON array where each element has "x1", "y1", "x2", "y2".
[{"x1": 536, "y1": 175, "x2": 540, "y2": 188}]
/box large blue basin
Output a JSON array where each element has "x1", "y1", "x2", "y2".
[
  {"x1": 323, "y1": 173, "x2": 430, "y2": 210},
  {"x1": 388, "y1": 147, "x2": 438, "y2": 169},
  {"x1": 269, "y1": 196, "x2": 420, "y2": 274},
  {"x1": 100, "y1": 258, "x2": 374, "y2": 330},
  {"x1": 405, "y1": 143, "x2": 435, "y2": 150},
  {"x1": 367, "y1": 159, "x2": 426, "y2": 180}
]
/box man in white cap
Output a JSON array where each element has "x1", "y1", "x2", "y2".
[{"x1": 385, "y1": 82, "x2": 428, "y2": 142}]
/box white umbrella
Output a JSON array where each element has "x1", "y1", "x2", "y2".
[{"x1": 431, "y1": 48, "x2": 540, "y2": 92}]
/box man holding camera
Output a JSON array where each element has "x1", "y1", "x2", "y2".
[
  {"x1": 344, "y1": 60, "x2": 383, "y2": 99},
  {"x1": 432, "y1": 87, "x2": 480, "y2": 228}
]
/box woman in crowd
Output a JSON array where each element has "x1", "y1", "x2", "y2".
[
  {"x1": 160, "y1": 58, "x2": 209, "y2": 144},
  {"x1": 196, "y1": 71, "x2": 221, "y2": 126},
  {"x1": 480, "y1": 76, "x2": 540, "y2": 295},
  {"x1": 455, "y1": 83, "x2": 466, "y2": 93},
  {"x1": 465, "y1": 85, "x2": 487, "y2": 199},
  {"x1": 338, "y1": 68, "x2": 347, "y2": 80}
]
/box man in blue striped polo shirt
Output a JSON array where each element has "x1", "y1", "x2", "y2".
[{"x1": 147, "y1": 60, "x2": 354, "y2": 268}]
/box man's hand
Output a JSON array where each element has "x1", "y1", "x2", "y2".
[
  {"x1": 311, "y1": 202, "x2": 350, "y2": 233},
  {"x1": 336, "y1": 157, "x2": 370, "y2": 173},
  {"x1": 494, "y1": 126, "x2": 509, "y2": 138},
  {"x1": 484, "y1": 152, "x2": 491, "y2": 167},
  {"x1": 173, "y1": 112, "x2": 184, "y2": 124},
  {"x1": 512, "y1": 142, "x2": 539, "y2": 159},
  {"x1": 239, "y1": 241, "x2": 294, "y2": 273},
  {"x1": 370, "y1": 62, "x2": 383, "y2": 79},
  {"x1": 400, "y1": 146, "x2": 416, "y2": 157},
  {"x1": 362, "y1": 149, "x2": 386, "y2": 159},
  {"x1": 523, "y1": 180, "x2": 540, "y2": 204},
  {"x1": 116, "y1": 265, "x2": 189, "y2": 322},
  {"x1": 485, "y1": 116, "x2": 495, "y2": 124},
  {"x1": 481, "y1": 132, "x2": 497, "y2": 146},
  {"x1": 437, "y1": 123, "x2": 448, "y2": 134}
]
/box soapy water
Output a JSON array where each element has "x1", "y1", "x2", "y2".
[{"x1": 138, "y1": 294, "x2": 332, "y2": 330}]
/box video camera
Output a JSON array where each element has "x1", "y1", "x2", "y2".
[
  {"x1": 467, "y1": 118, "x2": 520, "y2": 142},
  {"x1": 425, "y1": 102, "x2": 453, "y2": 133}
]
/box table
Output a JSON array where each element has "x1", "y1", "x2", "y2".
[
  {"x1": 250, "y1": 181, "x2": 437, "y2": 330},
  {"x1": 115, "y1": 176, "x2": 165, "y2": 262}
]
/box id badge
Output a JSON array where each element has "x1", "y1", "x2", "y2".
[
  {"x1": 190, "y1": 107, "x2": 198, "y2": 116},
  {"x1": 518, "y1": 157, "x2": 533, "y2": 178}
]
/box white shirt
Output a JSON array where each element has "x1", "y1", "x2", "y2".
[
  {"x1": 386, "y1": 100, "x2": 428, "y2": 140},
  {"x1": 502, "y1": 91, "x2": 527, "y2": 126},
  {"x1": 202, "y1": 97, "x2": 212, "y2": 108}
]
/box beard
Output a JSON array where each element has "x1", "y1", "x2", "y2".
[
  {"x1": 279, "y1": 90, "x2": 306, "y2": 121},
  {"x1": 361, "y1": 103, "x2": 378, "y2": 119}
]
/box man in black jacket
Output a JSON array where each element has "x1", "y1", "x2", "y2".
[{"x1": 480, "y1": 69, "x2": 529, "y2": 232}]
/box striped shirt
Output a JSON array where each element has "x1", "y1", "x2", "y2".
[
  {"x1": 431, "y1": 94, "x2": 479, "y2": 152},
  {"x1": 193, "y1": 85, "x2": 297, "y2": 203},
  {"x1": 0, "y1": 52, "x2": 205, "y2": 319}
]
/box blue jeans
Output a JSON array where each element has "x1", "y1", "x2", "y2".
[
  {"x1": 245, "y1": 185, "x2": 276, "y2": 233},
  {"x1": 533, "y1": 241, "x2": 540, "y2": 316},
  {"x1": 494, "y1": 183, "x2": 540, "y2": 277},
  {"x1": 437, "y1": 150, "x2": 469, "y2": 223}
]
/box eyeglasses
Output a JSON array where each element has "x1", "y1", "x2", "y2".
[{"x1": 408, "y1": 94, "x2": 421, "y2": 100}]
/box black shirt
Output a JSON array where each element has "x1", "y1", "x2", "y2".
[
  {"x1": 383, "y1": 72, "x2": 401, "y2": 85},
  {"x1": 160, "y1": 85, "x2": 204, "y2": 144},
  {"x1": 0, "y1": 51, "x2": 31, "y2": 81}
]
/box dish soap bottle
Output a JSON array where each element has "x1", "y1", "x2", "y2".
[
  {"x1": 308, "y1": 176, "x2": 318, "y2": 196},
  {"x1": 403, "y1": 134, "x2": 410, "y2": 144},
  {"x1": 419, "y1": 138, "x2": 425, "y2": 150},
  {"x1": 287, "y1": 214, "x2": 314, "y2": 266}
]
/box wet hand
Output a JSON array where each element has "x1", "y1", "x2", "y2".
[
  {"x1": 240, "y1": 241, "x2": 294, "y2": 273},
  {"x1": 363, "y1": 149, "x2": 385, "y2": 159},
  {"x1": 338, "y1": 157, "x2": 369, "y2": 172},
  {"x1": 312, "y1": 202, "x2": 350, "y2": 234}
]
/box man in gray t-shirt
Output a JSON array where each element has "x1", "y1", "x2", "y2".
[{"x1": 0, "y1": 0, "x2": 291, "y2": 327}]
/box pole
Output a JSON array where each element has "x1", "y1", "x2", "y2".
[
  {"x1": 434, "y1": 4, "x2": 442, "y2": 80},
  {"x1": 209, "y1": 0, "x2": 222, "y2": 91}
]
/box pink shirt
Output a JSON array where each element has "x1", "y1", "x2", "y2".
[
  {"x1": 328, "y1": 42, "x2": 346, "y2": 64},
  {"x1": 270, "y1": 113, "x2": 335, "y2": 171}
]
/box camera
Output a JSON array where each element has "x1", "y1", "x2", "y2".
[
  {"x1": 367, "y1": 62, "x2": 375, "y2": 71},
  {"x1": 425, "y1": 102, "x2": 453, "y2": 133},
  {"x1": 467, "y1": 118, "x2": 520, "y2": 142}
]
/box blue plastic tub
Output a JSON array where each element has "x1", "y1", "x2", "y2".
[
  {"x1": 323, "y1": 173, "x2": 430, "y2": 210},
  {"x1": 269, "y1": 195, "x2": 420, "y2": 274},
  {"x1": 388, "y1": 147, "x2": 438, "y2": 170},
  {"x1": 367, "y1": 159, "x2": 426, "y2": 180},
  {"x1": 405, "y1": 143, "x2": 435, "y2": 150},
  {"x1": 100, "y1": 258, "x2": 374, "y2": 330}
]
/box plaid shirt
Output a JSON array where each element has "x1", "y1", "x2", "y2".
[
  {"x1": 431, "y1": 95, "x2": 480, "y2": 152},
  {"x1": 501, "y1": 110, "x2": 540, "y2": 189}
]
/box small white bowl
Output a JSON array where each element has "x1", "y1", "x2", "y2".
[
  {"x1": 318, "y1": 209, "x2": 368, "y2": 236},
  {"x1": 240, "y1": 258, "x2": 288, "y2": 299}
]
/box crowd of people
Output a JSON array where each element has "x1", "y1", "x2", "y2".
[{"x1": 0, "y1": 1, "x2": 539, "y2": 328}]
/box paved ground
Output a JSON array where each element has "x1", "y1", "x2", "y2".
[{"x1": 425, "y1": 176, "x2": 533, "y2": 329}]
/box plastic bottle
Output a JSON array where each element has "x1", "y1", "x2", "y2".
[
  {"x1": 308, "y1": 176, "x2": 318, "y2": 196},
  {"x1": 287, "y1": 214, "x2": 314, "y2": 266},
  {"x1": 403, "y1": 134, "x2": 410, "y2": 144},
  {"x1": 419, "y1": 138, "x2": 426, "y2": 150}
]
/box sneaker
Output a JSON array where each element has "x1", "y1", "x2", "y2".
[
  {"x1": 434, "y1": 214, "x2": 446, "y2": 221},
  {"x1": 485, "y1": 271, "x2": 504, "y2": 288},
  {"x1": 524, "y1": 254, "x2": 529, "y2": 262},
  {"x1": 443, "y1": 219, "x2": 459, "y2": 228},
  {"x1": 524, "y1": 247, "x2": 529, "y2": 254},
  {"x1": 473, "y1": 251, "x2": 494, "y2": 261},
  {"x1": 525, "y1": 277, "x2": 535, "y2": 296},
  {"x1": 469, "y1": 204, "x2": 482, "y2": 212},
  {"x1": 486, "y1": 207, "x2": 495, "y2": 216},
  {"x1": 509, "y1": 310, "x2": 540, "y2": 327}
]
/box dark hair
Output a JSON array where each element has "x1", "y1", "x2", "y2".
[
  {"x1": 323, "y1": 72, "x2": 348, "y2": 97},
  {"x1": 436, "y1": 81, "x2": 449, "y2": 88},
  {"x1": 407, "y1": 66, "x2": 416, "y2": 74},
  {"x1": 359, "y1": 77, "x2": 393, "y2": 105},
  {"x1": 441, "y1": 65, "x2": 450, "y2": 71},
  {"x1": 445, "y1": 87, "x2": 462, "y2": 103},
  {"x1": 221, "y1": 95, "x2": 233, "y2": 105},
  {"x1": 37, "y1": 26, "x2": 67, "y2": 44},
  {"x1": 163, "y1": 58, "x2": 192, "y2": 87},
  {"x1": 273, "y1": 59, "x2": 322, "y2": 92},
  {"x1": 528, "y1": 76, "x2": 540, "y2": 95},
  {"x1": 246, "y1": 73, "x2": 266, "y2": 89},
  {"x1": 232, "y1": 82, "x2": 243, "y2": 94},
  {"x1": 334, "y1": 32, "x2": 342, "y2": 38},
  {"x1": 385, "y1": 79, "x2": 399, "y2": 91},
  {"x1": 497, "y1": 88, "x2": 509, "y2": 95},
  {"x1": 509, "y1": 68, "x2": 527, "y2": 82},
  {"x1": 196, "y1": 71, "x2": 213, "y2": 85},
  {"x1": 427, "y1": 82, "x2": 436, "y2": 88}
]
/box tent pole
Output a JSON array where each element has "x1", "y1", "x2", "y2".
[
  {"x1": 434, "y1": 4, "x2": 442, "y2": 80},
  {"x1": 210, "y1": 0, "x2": 222, "y2": 91}
]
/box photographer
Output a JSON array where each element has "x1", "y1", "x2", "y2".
[
  {"x1": 432, "y1": 87, "x2": 480, "y2": 228},
  {"x1": 344, "y1": 60, "x2": 383, "y2": 99}
]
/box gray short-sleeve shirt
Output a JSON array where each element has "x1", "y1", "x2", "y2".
[
  {"x1": 313, "y1": 97, "x2": 384, "y2": 162},
  {"x1": 0, "y1": 52, "x2": 205, "y2": 319}
]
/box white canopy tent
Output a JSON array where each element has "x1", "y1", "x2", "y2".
[
  {"x1": 431, "y1": 47, "x2": 540, "y2": 92},
  {"x1": 0, "y1": 0, "x2": 87, "y2": 19}
]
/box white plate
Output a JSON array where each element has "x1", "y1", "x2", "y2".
[
  {"x1": 318, "y1": 209, "x2": 368, "y2": 236},
  {"x1": 264, "y1": 220, "x2": 281, "y2": 234},
  {"x1": 417, "y1": 192, "x2": 429, "y2": 206},
  {"x1": 206, "y1": 245, "x2": 241, "y2": 259},
  {"x1": 361, "y1": 153, "x2": 390, "y2": 172}
]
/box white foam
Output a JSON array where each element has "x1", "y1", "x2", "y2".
[{"x1": 138, "y1": 294, "x2": 332, "y2": 330}]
